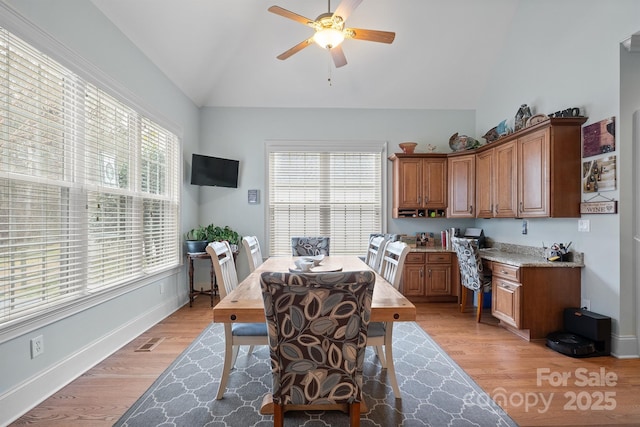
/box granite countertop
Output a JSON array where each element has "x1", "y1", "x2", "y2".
[
  {"x1": 410, "y1": 242, "x2": 584, "y2": 268},
  {"x1": 410, "y1": 247, "x2": 451, "y2": 253},
  {"x1": 478, "y1": 242, "x2": 584, "y2": 268}
]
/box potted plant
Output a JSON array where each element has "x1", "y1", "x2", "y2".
[
  {"x1": 206, "y1": 225, "x2": 241, "y2": 253},
  {"x1": 184, "y1": 225, "x2": 208, "y2": 253}
]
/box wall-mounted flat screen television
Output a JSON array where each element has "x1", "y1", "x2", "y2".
[{"x1": 190, "y1": 154, "x2": 239, "y2": 188}]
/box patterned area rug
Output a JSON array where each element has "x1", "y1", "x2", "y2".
[{"x1": 115, "y1": 322, "x2": 517, "y2": 427}]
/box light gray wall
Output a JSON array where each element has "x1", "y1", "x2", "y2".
[
  {"x1": 197, "y1": 107, "x2": 476, "y2": 279},
  {"x1": 475, "y1": 0, "x2": 640, "y2": 356},
  {"x1": 0, "y1": 1, "x2": 199, "y2": 422}
]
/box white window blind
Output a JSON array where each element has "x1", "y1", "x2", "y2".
[
  {"x1": 267, "y1": 142, "x2": 384, "y2": 256},
  {"x1": 0, "y1": 27, "x2": 180, "y2": 328}
]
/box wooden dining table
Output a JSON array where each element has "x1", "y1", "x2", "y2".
[
  {"x1": 212, "y1": 255, "x2": 416, "y2": 324},
  {"x1": 212, "y1": 255, "x2": 416, "y2": 415}
]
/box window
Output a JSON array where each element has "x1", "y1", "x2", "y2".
[
  {"x1": 0, "y1": 27, "x2": 180, "y2": 330},
  {"x1": 267, "y1": 141, "x2": 385, "y2": 256}
]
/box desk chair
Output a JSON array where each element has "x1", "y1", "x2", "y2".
[
  {"x1": 291, "y1": 236, "x2": 330, "y2": 256},
  {"x1": 366, "y1": 240, "x2": 410, "y2": 398},
  {"x1": 260, "y1": 270, "x2": 375, "y2": 427},
  {"x1": 242, "y1": 235, "x2": 263, "y2": 272},
  {"x1": 364, "y1": 235, "x2": 387, "y2": 273},
  {"x1": 206, "y1": 241, "x2": 268, "y2": 400},
  {"x1": 451, "y1": 236, "x2": 492, "y2": 323}
]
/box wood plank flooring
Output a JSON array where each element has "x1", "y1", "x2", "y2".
[{"x1": 11, "y1": 297, "x2": 640, "y2": 426}]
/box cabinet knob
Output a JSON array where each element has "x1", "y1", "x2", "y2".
[{"x1": 469, "y1": 205, "x2": 473, "y2": 214}]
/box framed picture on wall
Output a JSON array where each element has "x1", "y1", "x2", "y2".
[
  {"x1": 582, "y1": 155, "x2": 616, "y2": 193},
  {"x1": 583, "y1": 116, "x2": 615, "y2": 158}
]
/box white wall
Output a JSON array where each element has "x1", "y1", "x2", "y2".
[
  {"x1": 0, "y1": 1, "x2": 200, "y2": 423},
  {"x1": 475, "y1": 0, "x2": 640, "y2": 356},
  {"x1": 620, "y1": 43, "x2": 640, "y2": 355}
]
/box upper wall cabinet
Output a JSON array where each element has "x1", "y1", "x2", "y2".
[
  {"x1": 447, "y1": 153, "x2": 475, "y2": 218},
  {"x1": 476, "y1": 117, "x2": 587, "y2": 218},
  {"x1": 389, "y1": 117, "x2": 586, "y2": 220},
  {"x1": 389, "y1": 153, "x2": 447, "y2": 218}
]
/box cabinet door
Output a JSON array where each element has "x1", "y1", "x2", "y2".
[
  {"x1": 518, "y1": 128, "x2": 549, "y2": 217},
  {"x1": 475, "y1": 149, "x2": 494, "y2": 218},
  {"x1": 492, "y1": 277, "x2": 522, "y2": 328},
  {"x1": 402, "y1": 263, "x2": 425, "y2": 297},
  {"x1": 493, "y1": 140, "x2": 518, "y2": 218},
  {"x1": 422, "y1": 158, "x2": 447, "y2": 208},
  {"x1": 426, "y1": 264, "x2": 451, "y2": 296},
  {"x1": 448, "y1": 154, "x2": 475, "y2": 218},
  {"x1": 397, "y1": 158, "x2": 422, "y2": 208}
]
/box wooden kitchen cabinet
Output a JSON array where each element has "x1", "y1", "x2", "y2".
[
  {"x1": 517, "y1": 120, "x2": 585, "y2": 217},
  {"x1": 389, "y1": 153, "x2": 447, "y2": 218},
  {"x1": 447, "y1": 153, "x2": 475, "y2": 218},
  {"x1": 475, "y1": 117, "x2": 586, "y2": 219},
  {"x1": 401, "y1": 251, "x2": 456, "y2": 302},
  {"x1": 475, "y1": 141, "x2": 518, "y2": 218},
  {"x1": 489, "y1": 261, "x2": 581, "y2": 340}
]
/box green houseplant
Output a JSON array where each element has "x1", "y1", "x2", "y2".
[
  {"x1": 185, "y1": 225, "x2": 208, "y2": 253},
  {"x1": 205, "y1": 225, "x2": 241, "y2": 252}
]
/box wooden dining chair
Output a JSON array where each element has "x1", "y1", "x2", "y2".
[
  {"x1": 451, "y1": 236, "x2": 492, "y2": 323},
  {"x1": 259, "y1": 270, "x2": 375, "y2": 427},
  {"x1": 206, "y1": 241, "x2": 268, "y2": 400},
  {"x1": 291, "y1": 236, "x2": 330, "y2": 256},
  {"x1": 366, "y1": 240, "x2": 410, "y2": 398},
  {"x1": 242, "y1": 235, "x2": 263, "y2": 272},
  {"x1": 364, "y1": 235, "x2": 387, "y2": 273}
]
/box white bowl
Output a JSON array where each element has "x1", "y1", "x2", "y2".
[{"x1": 303, "y1": 254, "x2": 325, "y2": 266}]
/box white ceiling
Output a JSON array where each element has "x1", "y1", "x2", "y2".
[{"x1": 90, "y1": 0, "x2": 518, "y2": 109}]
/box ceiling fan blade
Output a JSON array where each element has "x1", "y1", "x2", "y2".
[
  {"x1": 346, "y1": 28, "x2": 396, "y2": 44},
  {"x1": 276, "y1": 38, "x2": 314, "y2": 60},
  {"x1": 268, "y1": 6, "x2": 315, "y2": 27},
  {"x1": 330, "y1": 45, "x2": 347, "y2": 68},
  {"x1": 333, "y1": 0, "x2": 363, "y2": 22}
]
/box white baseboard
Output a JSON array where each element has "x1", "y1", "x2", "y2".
[
  {"x1": 0, "y1": 295, "x2": 183, "y2": 426},
  {"x1": 611, "y1": 332, "x2": 640, "y2": 359}
]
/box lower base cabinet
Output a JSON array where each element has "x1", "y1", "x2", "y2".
[
  {"x1": 488, "y1": 261, "x2": 580, "y2": 340},
  {"x1": 402, "y1": 251, "x2": 458, "y2": 302}
]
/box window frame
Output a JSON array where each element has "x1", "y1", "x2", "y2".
[
  {"x1": 265, "y1": 140, "x2": 388, "y2": 257},
  {"x1": 0, "y1": 6, "x2": 182, "y2": 344}
]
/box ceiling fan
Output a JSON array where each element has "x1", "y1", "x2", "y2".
[{"x1": 268, "y1": 0, "x2": 395, "y2": 68}]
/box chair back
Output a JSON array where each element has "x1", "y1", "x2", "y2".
[
  {"x1": 451, "y1": 236, "x2": 486, "y2": 291},
  {"x1": 291, "y1": 236, "x2": 330, "y2": 256},
  {"x1": 206, "y1": 241, "x2": 238, "y2": 298},
  {"x1": 379, "y1": 241, "x2": 410, "y2": 289},
  {"x1": 242, "y1": 235, "x2": 263, "y2": 272},
  {"x1": 259, "y1": 270, "x2": 375, "y2": 407},
  {"x1": 365, "y1": 235, "x2": 387, "y2": 273}
]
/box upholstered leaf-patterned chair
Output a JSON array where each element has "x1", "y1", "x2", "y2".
[
  {"x1": 291, "y1": 236, "x2": 330, "y2": 256},
  {"x1": 260, "y1": 270, "x2": 375, "y2": 427},
  {"x1": 451, "y1": 236, "x2": 492, "y2": 322}
]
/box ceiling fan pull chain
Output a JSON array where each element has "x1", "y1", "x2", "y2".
[{"x1": 327, "y1": 54, "x2": 333, "y2": 86}]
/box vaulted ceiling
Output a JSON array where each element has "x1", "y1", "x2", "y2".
[{"x1": 90, "y1": 0, "x2": 518, "y2": 109}]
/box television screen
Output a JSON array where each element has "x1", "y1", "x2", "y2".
[{"x1": 190, "y1": 154, "x2": 239, "y2": 188}]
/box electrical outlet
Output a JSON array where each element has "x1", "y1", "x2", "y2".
[
  {"x1": 581, "y1": 299, "x2": 591, "y2": 311},
  {"x1": 578, "y1": 219, "x2": 590, "y2": 232},
  {"x1": 31, "y1": 335, "x2": 44, "y2": 358}
]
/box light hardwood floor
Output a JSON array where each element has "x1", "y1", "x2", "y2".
[{"x1": 11, "y1": 297, "x2": 640, "y2": 426}]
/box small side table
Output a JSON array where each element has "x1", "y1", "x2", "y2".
[{"x1": 186, "y1": 252, "x2": 216, "y2": 307}]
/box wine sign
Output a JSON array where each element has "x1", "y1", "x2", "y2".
[{"x1": 579, "y1": 201, "x2": 617, "y2": 214}]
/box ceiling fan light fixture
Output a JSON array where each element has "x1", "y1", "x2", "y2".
[{"x1": 313, "y1": 28, "x2": 345, "y2": 49}]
